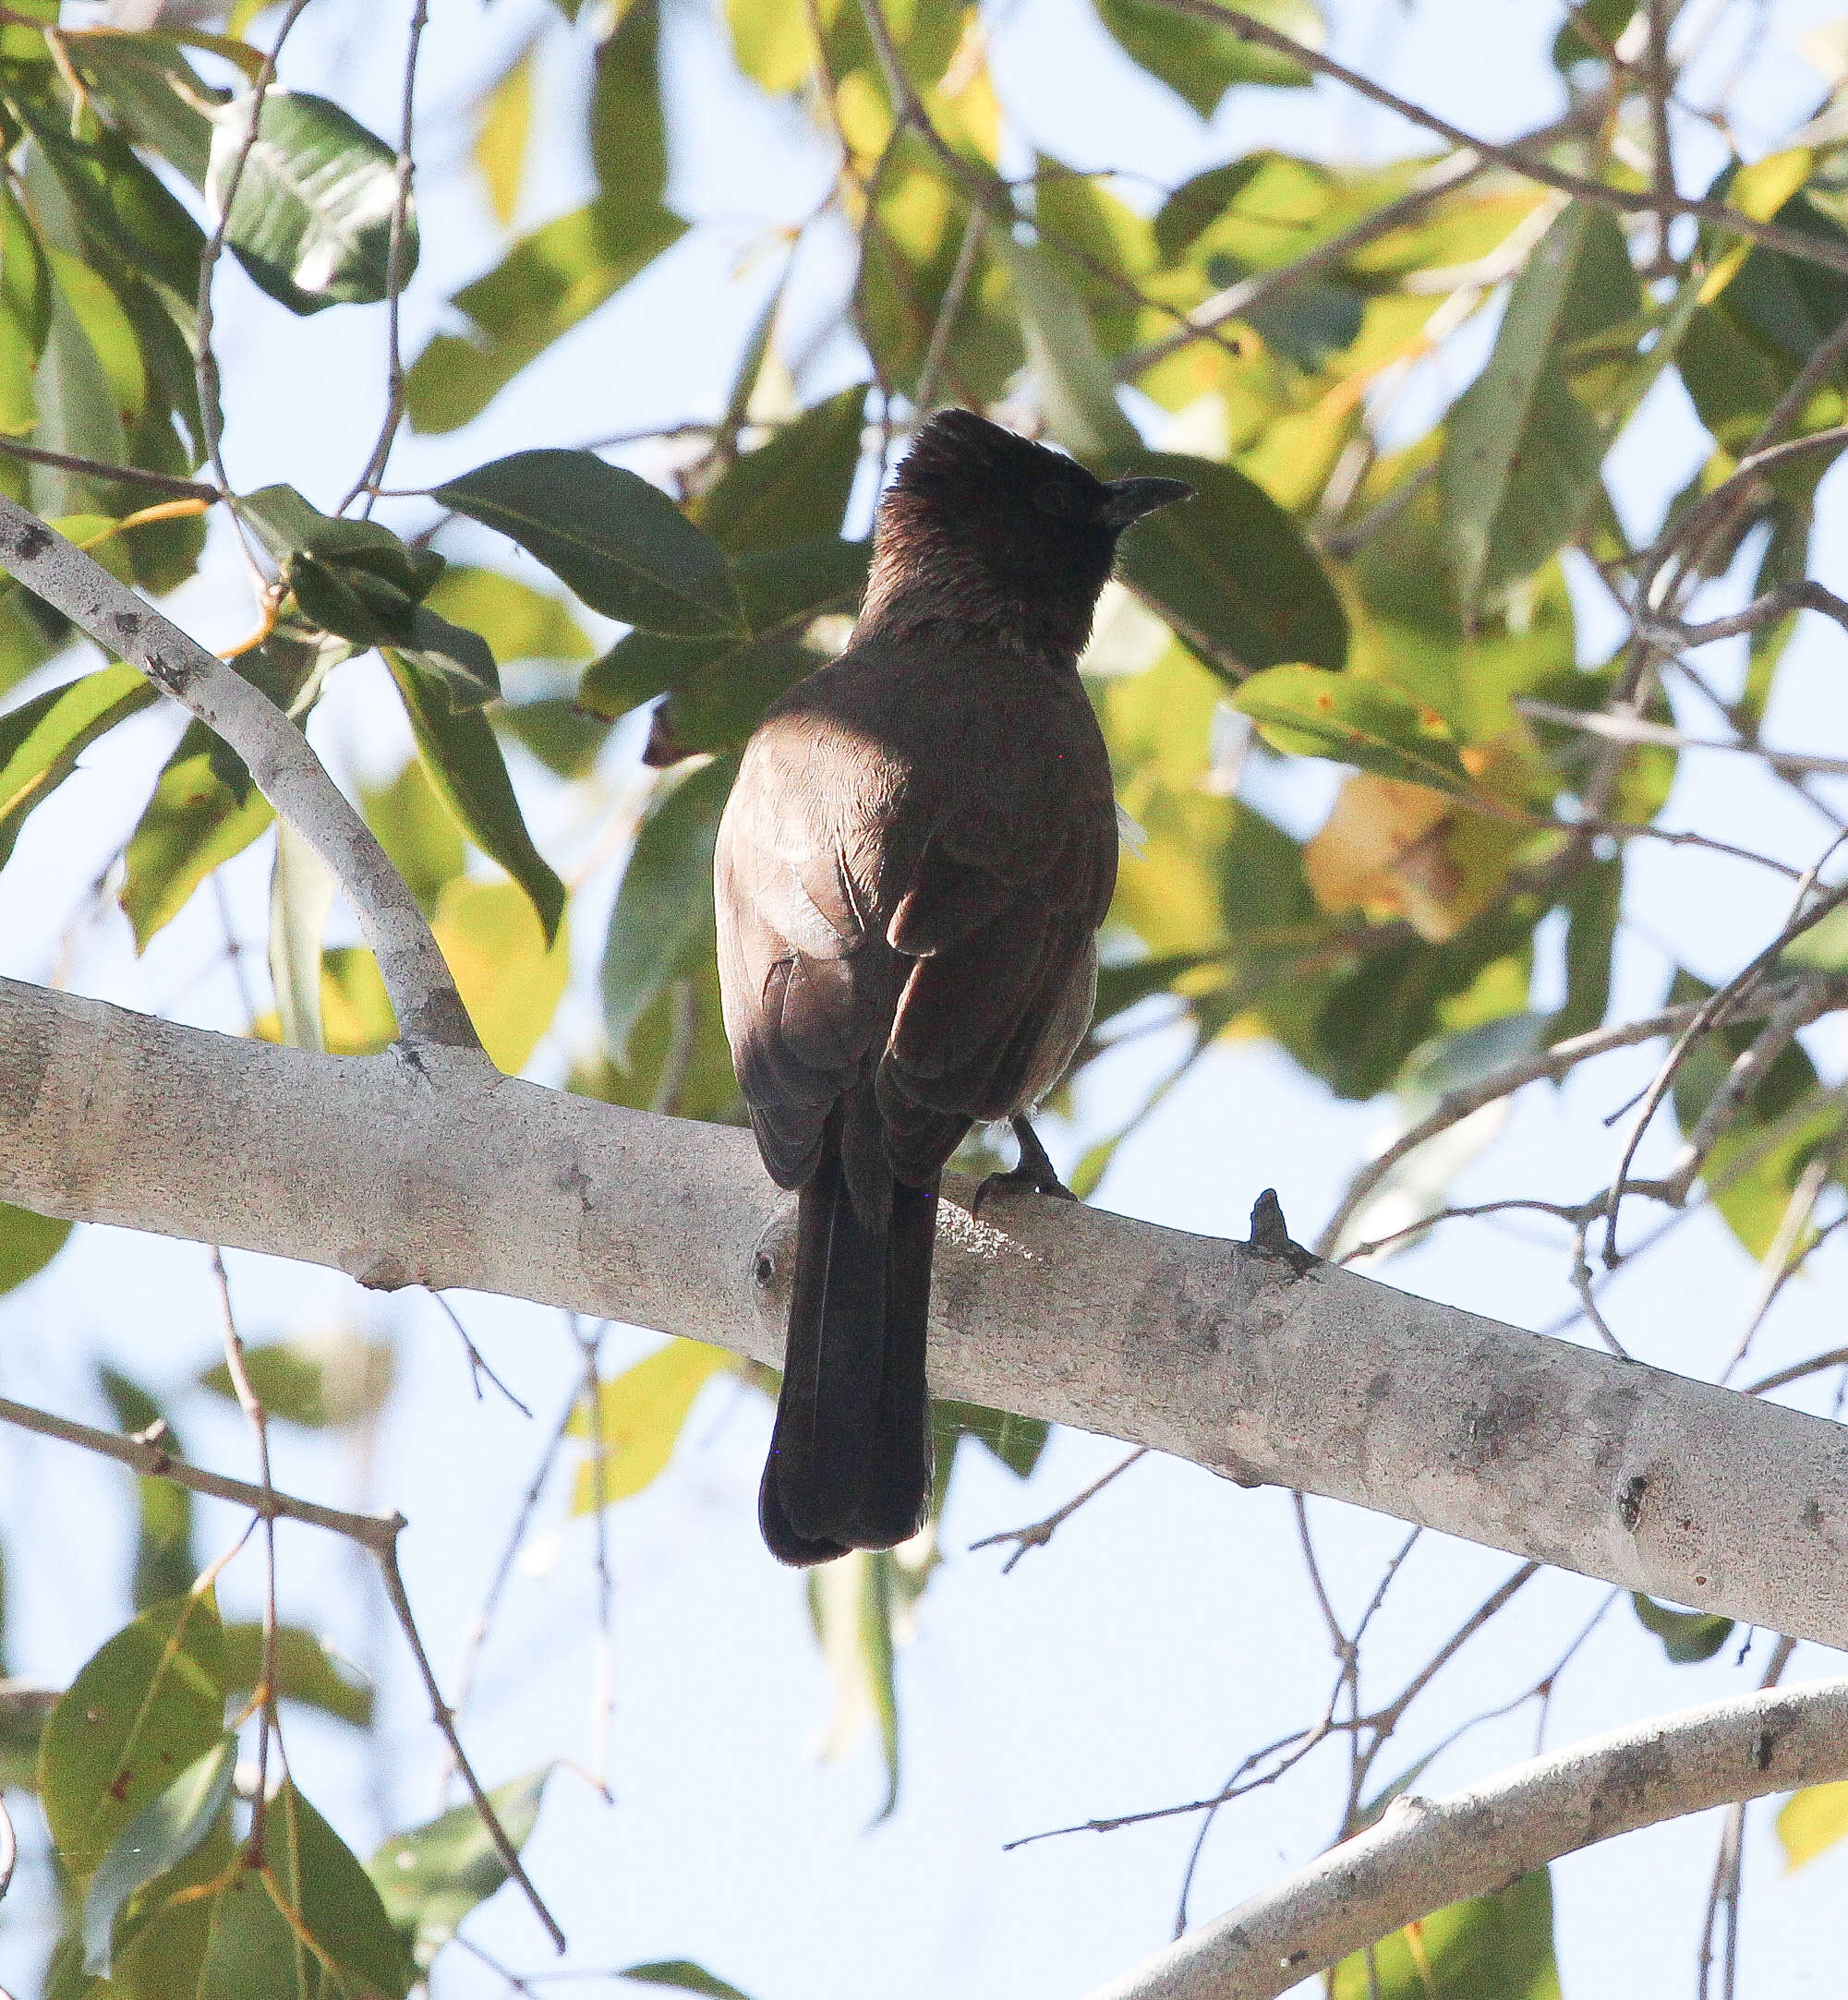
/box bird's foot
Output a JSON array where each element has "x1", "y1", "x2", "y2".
[{"x1": 973, "y1": 1117, "x2": 1077, "y2": 1215}]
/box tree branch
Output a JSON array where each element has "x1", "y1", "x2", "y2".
[
  {"x1": 1083, "y1": 1675, "x2": 1848, "y2": 2000},
  {"x1": 0, "y1": 500, "x2": 479, "y2": 1054},
  {"x1": 8, "y1": 978, "x2": 1848, "y2": 1647}
]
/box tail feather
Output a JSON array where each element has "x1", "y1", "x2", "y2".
[{"x1": 759, "y1": 1135, "x2": 936, "y2": 1567}]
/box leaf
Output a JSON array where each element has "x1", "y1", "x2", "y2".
[
  {"x1": 1329, "y1": 1865, "x2": 1561, "y2": 1998},
  {"x1": 405, "y1": 197, "x2": 684, "y2": 432},
  {"x1": 418, "y1": 565, "x2": 591, "y2": 670},
  {"x1": 362, "y1": 756, "x2": 465, "y2": 915},
  {"x1": 197, "y1": 1866, "x2": 317, "y2": 2000},
  {"x1": 1105, "y1": 452, "x2": 1347, "y2": 678},
  {"x1": 208, "y1": 90, "x2": 417, "y2": 314},
  {"x1": 932, "y1": 1399, "x2": 1049, "y2": 1480},
  {"x1": 569, "y1": 1340, "x2": 731, "y2": 1511},
  {"x1": 1443, "y1": 202, "x2": 1641, "y2": 617},
  {"x1": 1554, "y1": 851, "x2": 1621, "y2": 1042},
  {"x1": 476, "y1": 43, "x2": 535, "y2": 226},
  {"x1": 0, "y1": 664, "x2": 154, "y2": 873},
  {"x1": 268, "y1": 819, "x2": 334, "y2": 1053},
  {"x1": 40, "y1": 1588, "x2": 224, "y2": 1878},
  {"x1": 0, "y1": 1201, "x2": 72, "y2": 1293},
  {"x1": 695, "y1": 385, "x2": 869, "y2": 555},
  {"x1": 500, "y1": 697, "x2": 612, "y2": 780},
  {"x1": 237, "y1": 485, "x2": 441, "y2": 596},
  {"x1": 436, "y1": 451, "x2": 741, "y2": 637},
  {"x1": 252, "y1": 947, "x2": 399, "y2": 1056},
  {"x1": 1779, "y1": 1782, "x2": 1848, "y2": 1871},
  {"x1": 601, "y1": 756, "x2": 736, "y2": 1063},
  {"x1": 806, "y1": 1548, "x2": 900, "y2": 1819},
  {"x1": 98, "y1": 1367, "x2": 199, "y2": 1611},
  {"x1": 222, "y1": 1623, "x2": 374, "y2": 1727},
  {"x1": 430, "y1": 877, "x2": 571, "y2": 1076},
  {"x1": 260, "y1": 1780, "x2": 413, "y2": 1999},
  {"x1": 1630, "y1": 1592, "x2": 1733, "y2": 1664},
  {"x1": 84, "y1": 1733, "x2": 236, "y2": 1976},
  {"x1": 1236, "y1": 666, "x2": 1475, "y2": 793},
  {"x1": 0, "y1": 187, "x2": 50, "y2": 435},
  {"x1": 385, "y1": 650, "x2": 565, "y2": 945},
  {"x1": 367, "y1": 1767, "x2": 550, "y2": 1970},
  {"x1": 1095, "y1": 0, "x2": 1323, "y2": 114},
  {"x1": 67, "y1": 35, "x2": 219, "y2": 187},
  {"x1": 993, "y1": 233, "x2": 1141, "y2": 459},
  {"x1": 620, "y1": 1964, "x2": 757, "y2": 2000},
  {"x1": 199, "y1": 1331, "x2": 395, "y2": 1431}
]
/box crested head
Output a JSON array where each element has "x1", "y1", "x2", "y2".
[{"x1": 856, "y1": 410, "x2": 1190, "y2": 662}]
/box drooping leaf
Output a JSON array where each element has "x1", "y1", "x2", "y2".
[
  {"x1": 437, "y1": 450, "x2": 741, "y2": 638},
  {"x1": 569, "y1": 1340, "x2": 732, "y2": 1512},
  {"x1": 932, "y1": 1399, "x2": 1049, "y2": 1480},
  {"x1": 259, "y1": 1780, "x2": 413, "y2": 1998},
  {"x1": 269, "y1": 819, "x2": 334, "y2": 1053},
  {"x1": 0, "y1": 1201, "x2": 72, "y2": 1294},
  {"x1": 83, "y1": 1734, "x2": 236, "y2": 1977},
  {"x1": 1630, "y1": 1593, "x2": 1733, "y2": 1664},
  {"x1": 476, "y1": 43, "x2": 536, "y2": 226},
  {"x1": 385, "y1": 650, "x2": 565, "y2": 944},
  {"x1": 119, "y1": 721, "x2": 274, "y2": 949},
  {"x1": 1095, "y1": 0, "x2": 1323, "y2": 116},
  {"x1": 994, "y1": 233, "x2": 1140, "y2": 459},
  {"x1": 1105, "y1": 452, "x2": 1347, "y2": 678},
  {"x1": 1443, "y1": 202, "x2": 1641, "y2": 617},
  {"x1": 98, "y1": 1367, "x2": 198, "y2": 1611},
  {"x1": 0, "y1": 663, "x2": 154, "y2": 873},
  {"x1": 1329, "y1": 1865, "x2": 1561, "y2": 1997},
  {"x1": 601, "y1": 755, "x2": 737, "y2": 1063},
  {"x1": 418, "y1": 565, "x2": 592, "y2": 671},
  {"x1": 367, "y1": 1767, "x2": 551, "y2": 1971},
  {"x1": 68, "y1": 34, "x2": 220, "y2": 187},
  {"x1": 0, "y1": 187, "x2": 50, "y2": 435},
  {"x1": 430, "y1": 876, "x2": 571, "y2": 1076},
  {"x1": 619, "y1": 1964, "x2": 758, "y2": 2000},
  {"x1": 40, "y1": 1588, "x2": 224, "y2": 1878},
  {"x1": 362, "y1": 756, "x2": 465, "y2": 915},
  {"x1": 807, "y1": 1548, "x2": 901, "y2": 1819},
  {"x1": 222, "y1": 1622, "x2": 374, "y2": 1727},
  {"x1": 1779, "y1": 1782, "x2": 1848, "y2": 1871},
  {"x1": 1554, "y1": 851, "x2": 1621, "y2": 1042},
  {"x1": 208, "y1": 90, "x2": 417, "y2": 314},
  {"x1": 1235, "y1": 665, "x2": 1475, "y2": 793}
]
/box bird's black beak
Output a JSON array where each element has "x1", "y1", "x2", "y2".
[{"x1": 1100, "y1": 476, "x2": 1195, "y2": 529}]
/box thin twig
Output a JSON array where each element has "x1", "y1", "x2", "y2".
[
  {"x1": 969, "y1": 1446, "x2": 1147, "y2": 1572},
  {"x1": 0, "y1": 437, "x2": 220, "y2": 502},
  {"x1": 571, "y1": 1316, "x2": 616, "y2": 1801},
  {"x1": 428, "y1": 1292, "x2": 533, "y2": 1418}
]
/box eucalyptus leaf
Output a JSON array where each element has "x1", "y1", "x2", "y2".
[
  {"x1": 0, "y1": 664, "x2": 154, "y2": 873},
  {"x1": 83, "y1": 1734, "x2": 236, "y2": 1976}
]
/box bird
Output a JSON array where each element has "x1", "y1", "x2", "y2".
[{"x1": 713, "y1": 408, "x2": 1192, "y2": 1565}]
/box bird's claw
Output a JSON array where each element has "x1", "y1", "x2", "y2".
[{"x1": 973, "y1": 1117, "x2": 1077, "y2": 1215}]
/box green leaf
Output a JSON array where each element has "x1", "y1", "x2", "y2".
[
  {"x1": 620, "y1": 1964, "x2": 757, "y2": 2000},
  {"x1": 1235, "y1": 665, "x2": 1474, "y2": 792},
  {"x1": 237, "y1": 485, "x2": 441, "y2": 596},
  {"x1": 199, "y1": 1331, "x2": 395, "y2": 1432},
  {"x1": 261, "y1": 1780, "x2": 413, "y2": 1998},
  {"x1": 222, "y1": 1622, "x2": 374, "y2": 1727},
  {"x1": 406, "y1": 197, "x2": 684, "y2": 432},
  {"x1": 209, "y1": 90, "x2": 417, "y2": 314},
  {"x1": 418, "y1": 565, "x2": 591, "y2": 670},
  {"x1": 367, "y1": 1767, "x2": 550, "y2": 1970},
  {"x1": 1105, "y1": 452, "x2": 1347, "y2": 678},
  {"x1": 25, "y1": 108, "x2": 206, "y2": 302},
  {"x1": 1630, "y1": 1592, "x2": 1733, "y2": 1665},
  {"x1": 121, "y1": 723, "x2": 275, "y2": 950},
  {"x1": 806, "y1": 1548, "x2": 900, "y2": 1820},
  {"x1": 1329, "y1": 1865, "x2": 1561, "y2": 1997},
  {"x1": 436, "y1": 450, "x2": 741, "y2": 637},
  {"x1": 269, "y1": 819, "x2": 334, "y2": 1052},
  {"x1": 1094, "y1": 0, "x2": 1323, "y2": 114},
  {"x1": 40, "y1": 1588, "x2": 224, "y2": 1878},
  {"x1": 601, "y1": 755, "x2": 736, "y2": 1063},
  {"x1": 569, "y1": 1340, "x2": 731, "y2": 1511},
  {"x1": 0, "y1": 1200, "x2": 72, "y2": 1293},
  {"x1": 1779, "y1": 1782, "x2": 1848, "y2": 1871},
  {"x1": 1443, "y1": 202, "x2": 1641, "y2": 617},
  {"x1": 84, "y1": 1733, "x2": 236, "y2": 1976},
  {"x1": 1554, "y1": 851, "x2": 1621, "y2": 1042},
  {"x1": 476, "y1": 42, "x2": 535, "y2": 226},
  {"x1": 0, "y1": 187, "x2": 50, "y2": 435},
  {"x1": 430, "y1": 876, "x2": 571, "y2": 1075},
  {"x1": 993, "y1": 233, "x2": 1141, "y2": 459},
  {"x1": 198, "y1": 1866, "x2": 317, "y2": 2000},
  {"x1": 695, "y1": 385, "x2": 869, "y2": 555},
  {"x1": 384, "y1": 650, "x2": 565, "y2": 945},
  {"x1": 69, "y1": 35, "x2": 219, "y2": 187},
  {"x1": 499, "y1": 697, "x2": 612, "y2": 779},
  {"x1": 932, "y1": 1399, "x2": 1049, "y2": 1479},
  {"x1": 99, "y1": 1367, "x2": 199, "y2": 1611},
  {"x1": 0, "y1": 662, "x2": 153, "y2": 871},
  {"x1": 362, "y1": 756, "x2": 465, "y2": 914},
  {"x1": 1553, "y1": 0, "x2": 1634, "y2": 67}
]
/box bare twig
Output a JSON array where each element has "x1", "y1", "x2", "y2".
[
  {"x1": 429, "y1": 1292, "x2": 532, "y2": 1417},
  {"x1": 0, "y1": 437, "x2": 220, "y2": 502},
  {"x1": 969, "y1": 1446, "x2": 1147, "y2": 1572}
]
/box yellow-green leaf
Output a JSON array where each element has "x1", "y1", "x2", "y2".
[
  {"x1": 1779, "y1": 1782, "x2": 1848, "y2": 1871},
  {"x1": 476, "y1": 45, "x2": 535, "y2": 227},
  {"x1": 430, "y1": 876, "x2": 570, "y2": 1075},
  {"x1": 569, "y1": 1339, "x2": 731, "y2": 1510}
]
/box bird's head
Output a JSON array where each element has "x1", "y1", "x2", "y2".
[{"x1": 858, "y1": 409, "x2": 1192, "y2": 661}]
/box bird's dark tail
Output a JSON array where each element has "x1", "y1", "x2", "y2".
[{"x1": 758, "y1": 1133, "x2": 936, "y2": 1567}]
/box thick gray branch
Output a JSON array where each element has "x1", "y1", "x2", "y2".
[
  {"x1": 6, "y1": 977, "x2": 1848, "y2": 1646},
  {"x1": 0, "y1": 500, "x2": 477, "y2": 1053},
  {"x1": 1086, "y1": 1675, "x2": 1848, "y2": 2000}
]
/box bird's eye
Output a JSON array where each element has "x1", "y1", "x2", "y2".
[{"x1": 1033, "y1": 478, "x2": 1094, "y2": 522}]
